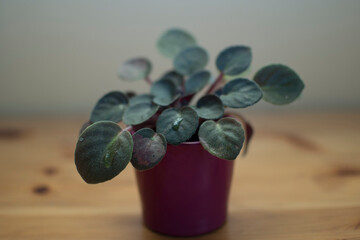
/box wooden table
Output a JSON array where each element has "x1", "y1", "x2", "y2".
[{"x1": 0, "y1": 112, "x2": 359, "y2": 239}]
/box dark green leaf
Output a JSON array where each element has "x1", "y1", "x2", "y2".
[
  {"x1": 151, "y1": 79, "x2": 180, "y2": 106},
  {"x1": 131, "y1": 128, "x2": 167, "y2": 170},
  {"x1": 75, "y1": 121, "x2": 133, "y2": 184},
  {"x1": 199, "y1": 117, "x2": 244, "y2": 160},
  {"x1": 128, "y1": 94, "x2": 153, "y2": 106},
  {"x1": 216, "y1": 46, "x2": 252, "y2": 76},
  {"x1": 214, "y1": 88, "x2": 223, "y2": 96},
  {"x1": 156, "y1": 107, "x2": 199, "y2": 145},
  {"x1": 194, "y1": 95, "x2": 224, "y2": 119},
  {"x1": 118, "y1": 58, "x2": 151, "y2": 81},
  {"x1": 123, "y1": 102, "x2": 159, "y2": 125},
  {"x1": 161, "y1": 70, "x2": 184, "y2": 88},
  {"x1": 219, "y1": 78, "x2": 262, "y2": 108},
  {"x1": 185, "y1": 70, "x2": 211, "y2": 95},
  {"x1": 253, "y1": 64, "x2": 304, "y2": 105},
  {"x1": 90, "y1": 91, "x2": 128, "y2": 122},
  {"x1": 225, "y1": 112, "x2": 253, "y2": 156},
  {"x1": 79, "y1": 120, "x2": 92, "y2": 136},
  {"x1": 157, "y1": 28, "x2": 196, "y2": 58},
  {"x1": 174, "y1": 46, "x2": 208, "y2": 75}
]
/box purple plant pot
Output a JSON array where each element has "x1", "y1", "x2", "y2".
[{"x1": 135, "y1": 141, "x2": 234, "y2": 237}]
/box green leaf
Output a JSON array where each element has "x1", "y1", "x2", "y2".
[
  {"x1": 90, "y1": 91, "x2": 128, "y2": 123},
  {"x1": 224, "y1": 66, "x2": 252, "y2": 80},
  {"x1": 118, "y1": 57, "x2": 151, "y2": 81},
  {"x1": 161, "y1": 70, "x2": 184, "y2": 89},
  {"x1": 131, "y1": 128, "x2": 167, "y2": 170},
  {"x1": 185, "y1": 70, "x2": 211, "y2": 95},
  {"x1": 75, "y1": 121, "x2": 133, "y2": 184},
  {"x1": 219, "y1": 78, "x2": 262, "y2": 108},
  {"x1": 216, "y1": 46, "x2": 252, "y2": 76},
  {"x1": 123, "y1": 102, "x2": 159, "y2": 125},
  {"x1": 174, "y1": 46, "x2": 208, "y2": 75},
  {"x1": 128, "y1": 94, "x2": 153, "y2": 106},
  {"x1": 214, "y1": 88, "x2": 223, "y2": 96},
  {"x1": 151, "y1": 79, "x2": 180, "y2": 106},
  {"x1": 79, "y1": 120, "x2": 92, "y2": 136},
  {"x1": 199, "y1": 117, "x2": 244, "y2": 160},
  {"x1": 253, "y1": 64, "x2": 304, "y2": 105},
  {"x1": 156, "y1": 107, "x2": 199, "y2": 145},
  {"x1": 157, "y1": 28, "x2": 196, "y2": 58},
  {"x1": 194, "y1": 95, "x2": 224, "y2": 120}
]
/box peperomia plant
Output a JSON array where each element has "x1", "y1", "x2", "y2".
[{"x1": 75, "y1": 28, "x2": 304, "y2": 184}]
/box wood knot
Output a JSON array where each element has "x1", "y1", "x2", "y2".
[
  {"x1": 281, "y1": 133, "x2": 321, "y2": 152},
  {"x1": 33, "y1": 185, "x2": 50, "y2": 195},
  {"x1": 43, "y1": 167, "x2": 58, "y2": 176},
  {"x1": 335, "y1": 167, "x2": 360, "y2": 178},
  {"x1": 0, "y1": 128, "x2": 27, "y2": 140},
  {"x1": 355, "y1": 220, "x2": 360, "y2": 230}
]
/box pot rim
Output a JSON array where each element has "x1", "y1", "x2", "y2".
[
  {"x1": 179, "y1": 140, "x2": 200, "y2": 145},
  {"x1": 126, "y1": 126, "x2": 201, "y2": 145}
]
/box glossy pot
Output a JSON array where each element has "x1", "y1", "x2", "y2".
[{"x1": 135, "y1": 141, "x2": 234, "y2": 237}]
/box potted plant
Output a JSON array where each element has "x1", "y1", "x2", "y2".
[{"x1": 74, "y1": 28, "x2": 305, "y2": 237}]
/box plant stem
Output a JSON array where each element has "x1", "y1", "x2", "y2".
[
  {"x1": 144, "y1": 76, "x2": 152, "y2": 85},
  {"x1": 206, "y1": 72, "x2": 224, "y2": 95},
  {"x1": 181, "y1": 76, "x2": 185, "y2": 93},
  {"x1": 123, "y1": 126, "x2": 133, "y2": 133}
]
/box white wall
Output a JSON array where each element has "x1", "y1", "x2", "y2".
[{"x1": 1, "y1": 0, "x2": 359, "y2": 115}]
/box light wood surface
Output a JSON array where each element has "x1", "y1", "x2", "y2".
[{"x1": 0, "y1": 112, "x2": 359, "y2": 240}]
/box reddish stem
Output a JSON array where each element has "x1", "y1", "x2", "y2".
[
  {"x1": 144, "y1": 76, "x2": 152, "y2": 85},
  {"x1": 173, "y1": 97, "x2": 182, "y2": 108},
  {"x1": 206, "y1": 72, "x2": 224, "y2": 95},
  {"x1": 123, "y1": 126, "x2": 133, "y2": 132}
]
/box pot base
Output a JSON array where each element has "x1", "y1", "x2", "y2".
[{"x1": 144, "y1": 218, "x2": 227, "y2": 237}]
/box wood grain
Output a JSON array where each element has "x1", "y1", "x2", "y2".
[{"x1": 0, "y1": 112, "x2": 359, "y2": 239}]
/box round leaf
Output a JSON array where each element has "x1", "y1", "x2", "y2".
[
  {"x1": 75, "y1": 121, "x2": 133, "y2": 184},
  {"x1": 199, "y1": 118, "x2": 244, "y2": 160},
  {"x1": 185, "y1": 70, "x2": 211, "y2": 95},
  {"x1": 79, "y1": 120, "x2": 92, "y2": 136},
  {"x1": 214, "y1": 88, "x2": 223, "y2": 96},
  {"x1": 129, "y1": 94, "x2": 153, "y2": 106},
  {"x1": 216, "y1": 46, "x2": 252, "y2": 76},
  {"x1": 118, "y1": 58, "x2": 151, "y2": 81},
  {"x1": 151, "y1": 79, "x2": 180, "y2": 106},
  {"x1": 174, "y1": 46, "x2": 208, "y2": 75},
  {"x1": 253, "y1": 64, "x2": 304, "y2": 105},
  {"x1": 123, "y1": 102, "x2": 159, "y2": 125},
  {"x1": 219, "y1": 78, "x2": 262, "y2": 108},
  {"x1": 157, "y1": 28, "x2": 196, "y2": 58},
  {"x1": 161, "y1": 70, "x2": 184, "y2": 88},
  {"x1": 156, "y1": 107, "x2": 199, "y2": 145},
  {"x1": 195, "y1": 95, "x2": 224, "y2": 119},
  {"x1": 90, "y1": 91, "x2": 128, "y2": 122},
  {"x1": 131, "y1": 128, "x2": 167, "y2": 170}
]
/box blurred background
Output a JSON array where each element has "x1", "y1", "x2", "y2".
[
  {"x1": 0, "y1": 0, "x2": 360, "y2": 116},
  {"x1": 1, "y1": 2, "x2": 360, "y2": 239}
]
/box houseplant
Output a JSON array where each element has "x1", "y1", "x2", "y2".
[{"x1": 74, "y1": 28, "x2": 304, "y2": 236}]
